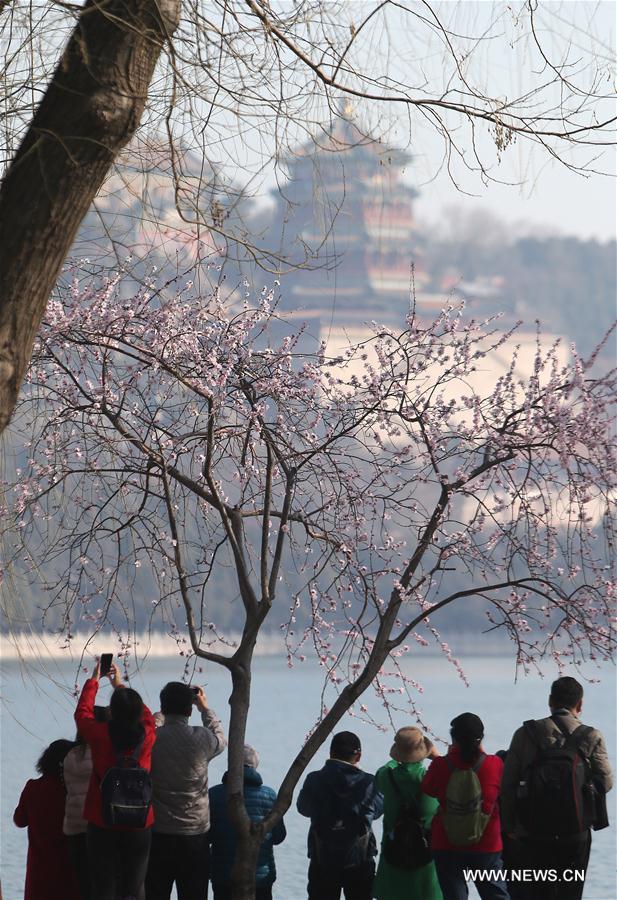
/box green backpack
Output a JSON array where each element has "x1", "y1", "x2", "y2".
[{"x1": 442, "y1": 753, "x2": 490, "y2": 846}]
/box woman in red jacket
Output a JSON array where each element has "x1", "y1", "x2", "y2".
[
  {"x1": 14, "y1": 739, "x2": 81, "y2": 900},
  {"x1": 75, "y1": 660, "x2": 156, "y2": 900},
  {"x1": 421, "y1": 713, "x2": 510, "y2": 900}
]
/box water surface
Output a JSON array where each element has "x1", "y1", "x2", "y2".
[{"x1": 1, "y1": 653, "x2": 615, "y2": 899}]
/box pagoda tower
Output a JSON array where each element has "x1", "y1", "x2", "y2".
[{"x1": 268, "y1": 106, "x2": 422, "y2": 333}]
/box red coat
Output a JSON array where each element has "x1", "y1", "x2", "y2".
[
  {"x1": 421, "y1": 745, "x2": 504, "y2": 852},
  {"x1": 14, "y1": 775, "x2": 81, "y2": 900},
  {"x1": 75, "y1": 678, "x2": 156, "y2": 828}
]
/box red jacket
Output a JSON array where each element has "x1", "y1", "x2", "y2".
[
  {"x1": 14, "y1": 775, "x2": 81, "y2": 900},
  {"x1": 421, "y1": 745, "x2": 504, "y2": 852},
  {"x1": 75, "y1": 678, "x2": 156, "y2": 828}
]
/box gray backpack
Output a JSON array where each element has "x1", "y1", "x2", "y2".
[{"x1": 442, "y1": 754, "x2": 490, "y2": 846}]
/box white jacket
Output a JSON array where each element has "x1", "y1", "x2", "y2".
[{"x1": 63, "y1": 744, "x2": 92, "y2": 835}]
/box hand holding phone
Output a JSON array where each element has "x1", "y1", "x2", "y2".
[
  {"x1": 191, "y1": 685, "x2": 208, "y2": 709},
  {"x1": 99, "y1": 653, "x2": 113, "y2": 677},
  {"x1": 107, "y1": 662, "x2": 124, "y2": 689}
]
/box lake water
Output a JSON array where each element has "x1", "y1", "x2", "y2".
[{"x1": 1, "y1": 653, "x2": 615, "y2": 900}]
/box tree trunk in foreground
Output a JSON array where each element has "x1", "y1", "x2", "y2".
[
  {"x1": 230, "y1": 829, "x2": 263, "y2": 900},
  {"x1": 0, "y1": 0, "x2": 180, "y2": 435}
]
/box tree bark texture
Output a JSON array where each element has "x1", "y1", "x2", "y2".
[
  {"x1": 0, "y1": 0, "x2": 180, "y2": 435},
  {"x1": 230, "y1": 829, "x2": 263, "y2": 900}
]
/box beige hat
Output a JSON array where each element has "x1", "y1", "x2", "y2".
[
  {"x1": 243, "y1": 744, "x2": 260, "y2": 768},
  {"x1": 390, "y1": 727, "x2": 432, "y2": 763}
]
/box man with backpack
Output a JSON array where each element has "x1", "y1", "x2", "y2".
[
  {"x1": 297, "y1": 731, "x2": 384, "y2": 900},
  {"x1": 145, "y1": 682, "x2": 226, "y2": 900},
  {"x1": 501, "y1": 676, "x2": 613, "y2": 900}
]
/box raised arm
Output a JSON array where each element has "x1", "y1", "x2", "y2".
[
  {"x1": 194, "y1": 687, "x2": 226, "y2": 758},
  {"x1": 74, "y1": 662, "x2": 101, "y2": 742}
]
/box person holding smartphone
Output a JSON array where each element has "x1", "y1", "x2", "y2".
[
  {"x1": 146, "y1": 681, "x2": 226, "y2": 900},
  {"x1": 75, "y1": 658, "x2": 156, "y2": 900}
]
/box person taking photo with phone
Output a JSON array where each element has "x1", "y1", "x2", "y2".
[
  {"x1": 145, "y1": 681, "x2": 226, "y2": 900},
  {"x1": 75, "y1": 657, "x2": 156, "y2": 900}
]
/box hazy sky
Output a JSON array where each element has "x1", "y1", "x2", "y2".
[
  {"x1": 396, "y1": 1, "x2": 617, "y2": 242},
  {"x1": 254, "y1": 1, "x2": 616, "y2": 243},
  {"x1": 365, "y1": 1, "x2": 615, "y2": 242},
  {"x1": 410, "y1": 133, "x2": 616, "y2": 243}
]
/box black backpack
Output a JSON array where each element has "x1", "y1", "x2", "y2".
[
  {"x1": 311, "y1": 783, "x2": 373, "y2": 871},
  {"x1": 382, "y1": 766, "x2": 432, "y2": 870},
  {"x1": 516, "y1": 717, "x2": 605, "y2": 838},
  {"x1": 100, "y1": 738, "x2": 152, "y2": 828}
]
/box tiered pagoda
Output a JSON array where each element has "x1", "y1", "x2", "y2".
[{"x1": 268, "y1": 107, "x2": 430, "y2": 334}]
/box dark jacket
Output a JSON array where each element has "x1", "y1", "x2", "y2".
[
  {"x1": 296, "y1": 758, "x2": 384, "y2": 861},
  {"x1": 501, "y1": 708, "x2": 614, "y2": 837},
  {"x1": 208, "y1": 767, "x2": 286, "y2": 887}
]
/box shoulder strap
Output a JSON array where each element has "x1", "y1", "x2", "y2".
[
  {"x1": 114, "y1": 737, "x2": 145, "y2": 767},
  {"x1": 472, "y1": 753, "x2": 486, "y2": 772},
  {"x1": 387, "y1": 766, "x2": 421, "y2": 818},
  {"x1": 524, "y1": 719, "x2": 547, "y2": 757},
  {"x1": 550, "y1": 716, "x2": 592, "y2": 754},
  {"x1": 564, "y1": 725, "x2": 594, "y2": 760},
  {"x1": 387, "y1": 766, "x2": 405, "y2": 797}
]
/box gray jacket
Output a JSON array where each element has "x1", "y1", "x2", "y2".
[
  {"x1": 151, "y1": 708, "x2": 226, "y2": 834},
  {"x1": 501, "y1": 709, "x2": 613, "y2": 836}
]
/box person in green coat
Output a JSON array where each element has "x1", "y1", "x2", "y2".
[{"x1": 373, "y1": 727, "x2": 443, "y2": 900}]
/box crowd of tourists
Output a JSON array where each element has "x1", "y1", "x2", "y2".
[{"x1": 14, "y1": 664, "x2": 612, "y2": 900}]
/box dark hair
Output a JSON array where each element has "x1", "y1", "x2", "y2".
[
  {"x1": 108, "y1": 687, "x2": 144, "y2": 751},
  {"x1": 330, "y1": 731, "x2": 362, "y2": 762},
  {"x1": 36, "y1": 739, "x2": 75, "y2": 777},
  {"x1": 160, "y1": 682, "x2": 193, "y2": 717},
  {"x1": 110, "y1": 687, "x2": 143, "y2": 724},
  {"x1": 550, "y1": 676, "x2": 583, "y2": 710},
  {"x1": 75, "y1": 705, "x2": 111, "y2": 747},
  {"x1": 450, "y1": 712, "x2": 484, "y2": 764}
]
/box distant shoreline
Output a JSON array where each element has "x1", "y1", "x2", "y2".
[{"x1": 0, "y1": 629, "x2": 510, "y2": 661}]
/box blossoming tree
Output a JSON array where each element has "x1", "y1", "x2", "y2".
[
  {"x1": 2, "y1": 269, "x2": 615, "y2": 898},
  {"x1": 1, "y1": 0, "x2": 615, "y2": 436}
]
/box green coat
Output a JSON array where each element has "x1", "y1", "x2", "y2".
[{"x1": 373, "y1": 760, "x2": 443, "y2": 900}]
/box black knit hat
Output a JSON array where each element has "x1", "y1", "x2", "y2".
[{"x1": 450, "y1": 712, "x2": 484, "y2": 742}]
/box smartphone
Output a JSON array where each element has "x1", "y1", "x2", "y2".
[
  {"x1": 192, "y1": 686, "x2": 200, "y2": 694},
  {"x1": 100, "y1": 653, "x2": 113, "y2": 677}
]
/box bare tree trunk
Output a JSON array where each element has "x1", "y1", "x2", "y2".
[
  {"x1": 225, "y1": 632, "x2": 265, "y2": 900},
  {"x1": 0, "y1": 0, "x2": 180, "y2": 435},
  {"x1": 230, "y1": 828, "x2": 263, "y2": 900}
]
